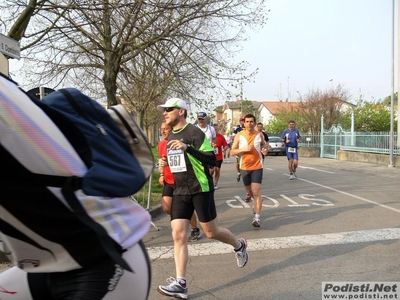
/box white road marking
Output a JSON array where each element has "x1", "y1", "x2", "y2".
[
  {"x1": 234, "y1": 195, "x2": 251, "y2": 208},
  {"x1": 298, "y1": 166, "x2": 335, "y2": 174},
  {"x1": 298, "y1": 177, "x2": 400, "y2": 214},
  {"x1": 147, "y1": 228, "x2": 400, "y2": 260},
  {"x1": 280, "y1": 194, "x2": 309, "y2": 207},
  {"x1": 148, "y1": 164, "x2": 399, "y2": 261}
]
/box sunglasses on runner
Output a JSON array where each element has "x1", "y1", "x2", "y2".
[{"x1": 164, "y1": 107, "x2": 178, "y2": 112}]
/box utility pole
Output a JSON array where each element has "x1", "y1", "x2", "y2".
[
  {"x1": 398, "y1": 0, "x2": 400, "y2": 148},
  {"x1": 0, "y1": 53, "x2": 8, "y2": 76},
  {"x1": 389, "y1": 0, "x2": 395, "y2": 167},
  {"x1": 240, "y1": 72, "x2": 243, "y2": 116}
]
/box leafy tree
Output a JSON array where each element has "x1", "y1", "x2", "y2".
[
  {"x1": 241, "y1": 100, "x2": 257, "y2": 116},
  {"x1": 340, "y1": 99, "x2": 396, "y2": 132},
  {"x1": 382, "y1": 92, "x2": 398, "y2": 106},
  {"x1": 231, "y1": 99, "x2": 261, "y2": 127},
  {"x1": 264, "y1": 116, "x2": 289, "y2": 134},
  {"x1": 264, "y1": 106, "x2": 302, "y2": 134}
]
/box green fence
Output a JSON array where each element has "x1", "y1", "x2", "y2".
[{"x1": 296, "y1": 130, "x2": 399, "y2": 158}]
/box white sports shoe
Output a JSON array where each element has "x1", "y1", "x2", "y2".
[
  {"x1": 289, "y1": 174, "x2": 293, "y2": 180},
  {"x1": 252, "y1": 217, "x2": 260, "y2": 228},
  {"x1": 235, "y1": 238, "x2": 248, "y2": 268},
  {"x1": 158, "y1": 277, "x2": 188, "y2": 299}
]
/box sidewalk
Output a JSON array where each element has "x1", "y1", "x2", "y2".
[{"x1": 299, "y1": 157, "x2": 400, "y2": 180}]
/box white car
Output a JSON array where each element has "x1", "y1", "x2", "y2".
[{"x1": 267, "y1": 136, "x2": 286, "y2": 155}]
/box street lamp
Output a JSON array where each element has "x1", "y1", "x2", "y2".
[{"x1": 296, "y1": 91, "x2": 302, "y2": 102}]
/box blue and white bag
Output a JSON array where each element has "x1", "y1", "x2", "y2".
[{"x1": 0, "y1": 74, "x2": 152, "y2": 272}]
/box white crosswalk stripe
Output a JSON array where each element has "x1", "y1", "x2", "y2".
[{"x1": 147, "y1": 228, "x2": 400, "y2": 260}]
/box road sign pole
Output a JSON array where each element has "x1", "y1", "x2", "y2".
[{"x1": 0, "y1": 53, "x2": 9, "y2": 76}]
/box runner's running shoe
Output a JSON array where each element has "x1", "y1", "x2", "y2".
[
  {"x1": 187, "y1": 227, "x2": 201, "y2": 242},
  {"x1": 236, "y1": 173, "x2": 241, "y2": 182},
  {"x1": 252, "y1": 217, "x2": 260, "y2": 228},
  {"x1": 158, "y1": 277, "x2": 188, "y2": 299},
  {"x1": 245, "y1": 193, "x2": 251, "y2": 202},
  {"x1": 235, "y1": 238, "x2": 248, "y2": 268}
]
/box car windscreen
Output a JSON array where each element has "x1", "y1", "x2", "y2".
[{"x1": 269, "y1": 137, "x2": 281, "y2": 142}]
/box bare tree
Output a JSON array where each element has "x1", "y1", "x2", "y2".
[
  {"x1": 6, "y1": 0, "x2": 41, "y2": 42},
  {"x1": 1, "y1": 0, "x2": 268, "y2": 108},
  {"x1": 267, "y1": 85, "x2": 352, "y2": 134},
  {"x1": 117, "y1": 48, "x2": 174, "y2": 129},
  {"x1": 297, "y1": 85, "x2": 351, "y2": 132},
  {"x1": 117, "y1": 26, "x2": 219, "y2": 135}
]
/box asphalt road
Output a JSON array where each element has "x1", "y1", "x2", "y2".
[{"x1": 144, "y1": 156, "x2": 400, "y2": 300}]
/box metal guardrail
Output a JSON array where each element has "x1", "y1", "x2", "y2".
[
  {"x1": 298, "y1": 132, "x2": 399, "y2": 157},
  {"x1": 340, "y1": 145, "x2": 400, "y2": 155},
  {"x1": 269, "y1": 131, "x2": 398, "y2": 156}
]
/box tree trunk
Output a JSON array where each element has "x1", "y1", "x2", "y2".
[{"x1": 103, "y1": 53, "x2": 120, "y2": 108}]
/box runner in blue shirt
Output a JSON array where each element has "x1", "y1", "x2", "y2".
[{"x1": 280, "y1": 120, "x2": 301, "y2": 180}]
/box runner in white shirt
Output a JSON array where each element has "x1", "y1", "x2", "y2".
[
  {"x1": 196, "y1": 112, "x2": 216, "y2": 176},
  {"x1": 223, "y1": 130, "x2": 233, "y2": 163}
]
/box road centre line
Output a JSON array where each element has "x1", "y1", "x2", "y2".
[
  {"x1": 146, "y1": 228, "x2": 400, "y2": 260},
  {"x1": 296, "y1": 176, "x2": 400, "y2": 214},
  {"x1": 298, "y1": 166, "x2": 335, "y2": 174}
]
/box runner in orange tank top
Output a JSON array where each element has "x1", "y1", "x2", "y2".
[{"x1": 231, "y1": 114, "x2": 268, "y2": 228}]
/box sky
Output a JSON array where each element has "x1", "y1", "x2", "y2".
[
  {"x1": 6, "y1": 0, "x2": 397, "y2": 106},
  {"x1": 233, "y1": 0, "x2": 398, "y2": 104}
]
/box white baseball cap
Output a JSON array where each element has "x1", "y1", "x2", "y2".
[{"x1": 157, "y1": 98, "x2": 188, "y2": 111}]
